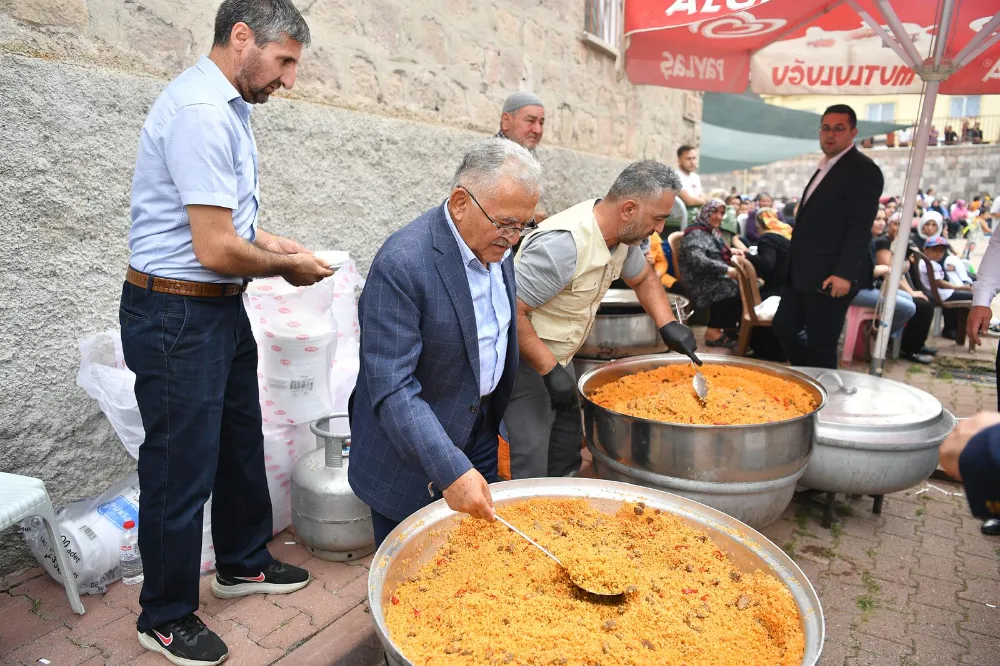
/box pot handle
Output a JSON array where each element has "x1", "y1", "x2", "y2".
[
  {"x1": 311, "y1": 413, "x2": 351, "y2": 469},
  {"x1": 814, "y1": 371, "x2": 858, "y2": 395}
]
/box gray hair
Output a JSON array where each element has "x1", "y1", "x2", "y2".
[
  {"x1": 606, "y1": 160, "x2": 683, "y2": 202},
  {"x1": 452, "y1": 138, "x2": 543, "y2": 200},
  {"x1": 213, "y1": 0, "x2": 311, "y2": 47}
]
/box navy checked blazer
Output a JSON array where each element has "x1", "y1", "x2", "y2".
[{"x1": 347, "y1": 202, "x2": 518, "y2": 521}]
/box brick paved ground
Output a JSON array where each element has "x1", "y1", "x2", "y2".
[
  {"x1": 3, "y1": 334, "x2": 998, "y2": 665},
  {"x1": 3, "y1": 241, "x2": 999, "y2": 665},
  {"x1": 0, "y1": 537, "x2": 382, "y2": 666}
]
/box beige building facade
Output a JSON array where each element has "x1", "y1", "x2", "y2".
[{"x1": 0, "y1": 0, "x2": 699, "y2": 572}]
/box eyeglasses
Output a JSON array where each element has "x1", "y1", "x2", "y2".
[
  {"x1": 819, "y1": 124, "x2": 851, "y2": 134},
  {"x1": 458, "y1": 186, "x2": 537, "y2": 239}
]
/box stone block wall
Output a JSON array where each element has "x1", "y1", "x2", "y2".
[
  {"x1": 0, "y1": 0, "x2": 698, "y2": 574},
  {"x1": 0, "y1": 0, "x2": 698, "y2": 157},
  {"x1": 702, "y1": 144, "x2": 1000, "y2": 202}
]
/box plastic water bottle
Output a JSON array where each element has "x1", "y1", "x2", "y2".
[{"x1": 119, "y1": 520, "x2": 144, "y2": 586}]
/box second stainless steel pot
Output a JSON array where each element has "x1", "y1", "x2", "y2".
[
  {"x1": 576, "y1": 292, "x2": 690, "y2": 359},
  {"x1": 580, "y1": 355, "x2": 826, "y2": 484},
  {"x1": 579, "y1": 355, "x2": 827, "y2": 527}
]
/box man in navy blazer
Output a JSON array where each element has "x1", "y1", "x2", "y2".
[
  {"x1": 774, "y1": 104, "x2": 884, "y2": 368},
  {"x1": 348, "y1": 138, "x2": 542, "y2": 545}
]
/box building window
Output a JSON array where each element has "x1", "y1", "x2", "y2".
[
  {"x1": 950, "y1": 95, "x2": 981, "y2": 118},
  {"x1": 582, "y1": 0, "x2": 622, "y2": 57},
  {"x1": 866, "y1": 103, "x2": 896, "y2": 122}
]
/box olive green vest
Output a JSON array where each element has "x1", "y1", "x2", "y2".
[{"x1": 515, "y1": 199, "x2": 629, "y2": 366}]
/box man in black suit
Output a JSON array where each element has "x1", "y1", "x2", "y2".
[{"x1": 773, "y1": 104, "x2": 884, "y2": 368}]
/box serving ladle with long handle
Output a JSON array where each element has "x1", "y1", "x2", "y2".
[
  {"x1": 685, "y1": 350, "x2": 708, "y2": 404},
  {"x1": 494, "y1": 516, "x2": 627, "y2": 597}
]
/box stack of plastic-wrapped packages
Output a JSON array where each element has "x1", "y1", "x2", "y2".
[{"x1": 24, "y1": 253, "x2": 363, "y2": 591}]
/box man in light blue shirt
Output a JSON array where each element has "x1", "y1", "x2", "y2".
[
  {"x1": 121, "y1": 2, "x2": 332, "y2": 665},
  {"x1": 128, "y1": 56, "x2": 263, "y2": 284},
  {"x1": 443, "y1": 202, "x2": 512, "y2": 396}
]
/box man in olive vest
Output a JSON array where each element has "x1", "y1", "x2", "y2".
[{"x1": 506, "y1": 161, "x2": 700, "y2": 478}]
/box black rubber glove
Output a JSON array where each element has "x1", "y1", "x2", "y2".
[
  {"x1": 660, "y1": 321, "x2": 702, "y2": 366},
  {"x1": 542, "y1": 363, "x2": 579, "y2": 412}
]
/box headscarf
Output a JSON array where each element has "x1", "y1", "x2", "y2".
[
  {"x1": 755, "y1": 207, "x2": 793, "y2": 240},
  {"x1": 683, "y1": 198, "x2": 731, "y2": 263},
  {"x1": 919, "y1": 210, "x2": 944, "y2": 239}
]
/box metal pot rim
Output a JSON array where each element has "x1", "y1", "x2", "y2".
[{"x1": 578, "y1": 354, "x2": 829, "y2": 430}]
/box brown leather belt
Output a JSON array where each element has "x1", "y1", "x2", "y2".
[{"x1": 126, "y1": 267, "x2": 249, "y2": 298}]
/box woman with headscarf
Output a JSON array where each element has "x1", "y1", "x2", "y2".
[
  {"x1": 678, "y1": 198, "x2": 743, "y2": 348},
  {"x1": 741, "y1": 208, "x2": 793, "y2": 361},
  {"x1": 746, "y1": 208, "x2": 793, "y2": 301},
  {"x1": 928, "y1": 198, "x2": 952, "y2": 234},
  {"x1": 915, "y1": 211, "x2": 944, "y2": 249},
  {"x1": 739, "y1": 193, "x2": 784, "y2": 246}
]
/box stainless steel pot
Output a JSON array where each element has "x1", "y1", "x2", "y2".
[
  {"x1": 368, "y1": 478, "x2": 824, "y2": 666},
  {"x1": 576, "y1": 291, "x2": 690, "y2": 360},
  {"x1": 795, "y1": 368, "x2": 957, "y2": 496},
  {"x1": 579, "y1": 355, "x2": 827, "y2": 527}
]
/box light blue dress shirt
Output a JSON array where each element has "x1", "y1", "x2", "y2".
[
  {"x1": 443, "y1": 203, "x2": 511, "y2": 397},
  {"x1": 129, "y1": 55, "x2": 259, "y2": 284}
]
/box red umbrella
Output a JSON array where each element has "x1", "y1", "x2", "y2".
[
  {"x1": 621, "y1": 0, "x2": 1000, "y2": 372},
  {"x1": 624, "y1": 0, "x2": 999, "y2": 94}
]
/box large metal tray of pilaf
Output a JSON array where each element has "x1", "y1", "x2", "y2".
[{"x1": 368, "y1": 478, "x2": 824, "y2": 666}]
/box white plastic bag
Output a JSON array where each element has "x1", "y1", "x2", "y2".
[
  {"x1": 21, "y1": 475, "x2": 140, "y2": 594},
  {"x1": 76, "y1": 331, "x2": 145, "y2": 459},
  {"x1": 754, "y1": 296, "x2": 781, "y2": 321},
  {"x1": 328, "y1": 260, "x2": 364, "y2": 413},
  {"x1": 248, "y1": 280, "x2": 338, "y2": 426}
]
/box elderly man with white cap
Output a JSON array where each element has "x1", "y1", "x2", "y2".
[
  {"x1": 498, "y1": 91, "x2": 545, "y2": 151},
  {"x1": 498, "y1": 91, "x2": 547, "y2": 222}
]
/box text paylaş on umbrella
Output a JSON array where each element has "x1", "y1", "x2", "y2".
[{"x1": 660, "y1": 52, "x2": 727, "y2": 81}]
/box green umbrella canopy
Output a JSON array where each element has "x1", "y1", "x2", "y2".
[{"x1": 699, "y1": 93, "x2": 908, "y2": 175}]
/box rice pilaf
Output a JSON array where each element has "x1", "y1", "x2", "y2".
[
  {"x1": 385, "y1": 498, "x2": 805, "y2": 665},
  {"x1": 588, "y1": 365, "x2": 816, "y2": 425}
]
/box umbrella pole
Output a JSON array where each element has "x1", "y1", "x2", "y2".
[{"x1": 870, "y1": 80, "x2": 941, "y2": 376}]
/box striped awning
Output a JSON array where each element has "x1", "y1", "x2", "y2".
[{"x1": 699, "y1": 93, "x2": 908, "y2": 174}]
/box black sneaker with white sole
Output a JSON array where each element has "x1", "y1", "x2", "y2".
[
  {"x1": 212, "y1": 559, "x2": 311, "y2": 599},
  {"x1": 137, "y1": 613, "x2": 228, "y2": 666}
]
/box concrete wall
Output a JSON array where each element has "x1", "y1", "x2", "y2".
[
  {"x1": 0, "y1": 0, "x2": 699, "y2": 574},
  {"x1": 701, "y1": 144, "x2": 1000, "y2": 202}
]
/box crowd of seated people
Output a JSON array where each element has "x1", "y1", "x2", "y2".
[
  {"x1": 877, "y1": 119, "x2": 989, "y2": 149},
  {"x1": 641, "y1": 180, "x2": 996, "y2": 366},
  {"x1": 648, "y1": 190, "x2": 797, "y2": 359}
]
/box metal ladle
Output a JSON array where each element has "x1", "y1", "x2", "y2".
[
  {"x1": 687, "y1": 351, "x2": 708, "y2": 404},
  {"x1": 494, "y1": 516, "x2": 627, "y2": 597}
]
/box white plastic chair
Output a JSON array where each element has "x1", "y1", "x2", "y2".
[{"x1": 0, "y1": 473, "x2": 85, "y2": 614}]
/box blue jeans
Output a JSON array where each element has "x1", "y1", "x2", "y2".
[
  {"x1": 851, "y1": 288, "x2": 916, "y2": 337},
  {"x1": 120, "y1": 281, "x2": 274, "y2": 632}
]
